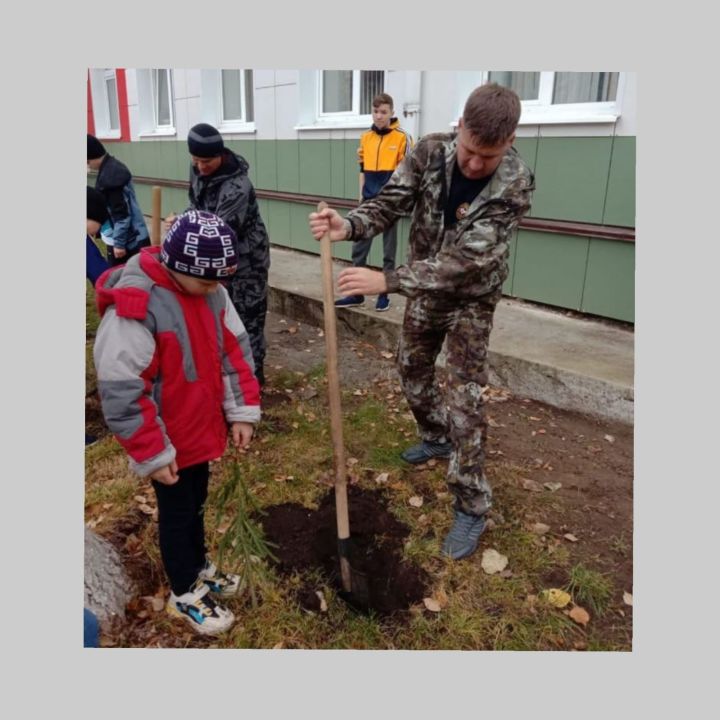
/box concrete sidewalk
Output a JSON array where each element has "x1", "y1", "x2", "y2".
[{"x1": 267, "y1": 245, "x2": 634, "y2": 425}]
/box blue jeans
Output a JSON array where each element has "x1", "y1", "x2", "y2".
[{"x1": 84, "y1": 608, "x2": 99, "y2": 647}]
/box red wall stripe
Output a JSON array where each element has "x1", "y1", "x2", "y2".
[
  {"x1": 116, "y1": 69, "x2": 130, "y2": 142},
  {"x1": 87, "y1": 71, "x2": 95, "y2": 135}
]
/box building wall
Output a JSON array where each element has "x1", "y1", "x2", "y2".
[{"x1": 91, "y1": 69, "x2": 636, "y2": 322}]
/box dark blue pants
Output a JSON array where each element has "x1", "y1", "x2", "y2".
[{"x1": 151, "y1": 462, "x2": 209, "y2": 595}]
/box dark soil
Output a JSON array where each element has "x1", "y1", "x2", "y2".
[{"x1": 258, "y1": 485, "x2": 431, "y2": 616}]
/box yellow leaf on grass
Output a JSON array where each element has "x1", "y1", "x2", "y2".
[
  {"x1": 409, "y1": 496, "x2": 424, "y2": 508},
  {"x1": 375, "y1": 472, "x2": 389, "y2": 484},
  {"x1": 569, "y1": 605, "x2": 591, "y2": 626},
  {"x1": 541, "y1": 588, "x2": 572, "y2": 608}
]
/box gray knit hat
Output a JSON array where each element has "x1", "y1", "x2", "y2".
[{"x1": 187, "y1": 123, "x2": 224, "y2": 158}]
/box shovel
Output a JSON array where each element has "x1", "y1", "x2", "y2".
[{"x1": 317, "y1": 201, "x2": 370, "y2": 612}]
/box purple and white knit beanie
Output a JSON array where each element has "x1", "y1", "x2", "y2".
[{"x1": 161, "y1": 210, "x2": 238, "y2": 279}]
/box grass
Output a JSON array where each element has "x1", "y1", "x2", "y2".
[
  {"x1": 565, "y1": 563, "x2": 614, "y2": 616},
  {"x1": 84, "y1": 283, "x2": 629, "y2": 651}
]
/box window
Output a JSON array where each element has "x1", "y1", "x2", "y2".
[
  {"x1": 475, "y1": 71, "x2": 624, "y2": 124},
  {"x1": 319, "y1": 70, "x2": 384, "y2": 118},
  {"x1": 104, "y1": 69, "x2": 120, "y2": 131},
  {"x1": 88, "y1": 68, "x2": 121, "y2": 138},
  {"x1": 151, "y1": 69, "x2": 174, "y2": 129},
  {"x1": 220, "y1": 69, "x2": 254, "y2": 124}
]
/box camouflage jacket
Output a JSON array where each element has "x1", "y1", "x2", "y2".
[
  {"x1": 347, "y1": 132, "x2": 534, "y2": 300},
  {"x1": 188, "y1": 151, "x2": 270, "y2": 297}
]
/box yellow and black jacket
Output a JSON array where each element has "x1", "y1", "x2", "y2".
[{"x1": 358, "y1": 119, "x2": 413, "y2": 200}]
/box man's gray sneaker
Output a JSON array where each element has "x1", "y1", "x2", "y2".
[
  {"x1": 441, "y1": 509, "x2": 487, "y2": 560},
  {"x1": 400, "y1": 440, "x2": 452, "y2": 464}
]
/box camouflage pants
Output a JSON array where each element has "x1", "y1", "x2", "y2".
[
  {"x1": 397, "y1": 289, "x2": 501, "y2": 516},
  {"x1": 227, "y1": 274, "x2": 268, "y2": 386}
]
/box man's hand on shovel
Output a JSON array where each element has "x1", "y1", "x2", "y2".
[{"x1": 308, "y1": 206, "x2": 349, "y2": 242}]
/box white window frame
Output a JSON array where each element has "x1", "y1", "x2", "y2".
[
  {"x1": 198, "y1": 70, "x2": 256, "y2": 135},
  {"x1": 151, "y1": 69, "x2": 175, "y2": 131},
  {"x1": 217, "y1": 69, "x2": 255, "y2": 133},
  {"x1": 296, "y1": 70, "x2": 385, "y2": 130},
  {"x1": 457, "y1": 71, "x2": 626, "y2": 126},
  {"x1": 89, "y1": 68, "x2": 121, "y2": 140}
]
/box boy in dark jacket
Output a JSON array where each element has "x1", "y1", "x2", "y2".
[
  {"x1": 164, "y1": 124, "x2": 270, "y2": 386},
  {"x1": 93, "y1": 210, "x2": 261, "y2": 635},
  {"x1": 87, "y1": 134, "x2": 150, "y2": 267},
  {"x1": 335, "y1": 93, "x2": 413, "y2": 312}
]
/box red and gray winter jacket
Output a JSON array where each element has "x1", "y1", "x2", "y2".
[{"x1": 93, "y1": 247, "x2": 261, "y2": 477}]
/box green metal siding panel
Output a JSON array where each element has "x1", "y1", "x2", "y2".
[
  {"x1": 581, "y1": 239, "x2": 635, "y2": 322},
  {"x1": 153, "y1": 142, "x2": 172, "y2": 180},
  {"x1": 255, "y1": 141, "x2": 278, "y2": 191},
  {"x1": 512, "y1": 230, "x2": 589, "y2": 310},
  {"x1": 276, "y1": 140, "x2": 300, "y2": 193},
  {"x1": 345, "y1": 139, "x2": 361, "y2": 201},
  {"x1": 513, "y1": 138, "x2": 539, "y2": 218},
  {"x1": 603, "y1": 137, "x2": 636, "y2": 227},
  {"x1": 330, "y1": 140, "x2": 347, "y2": 199},
  {"x1": 532, "y1": 137, "x2": 613, "y2": 224},
  {"x1": 290, "y1": 202, "x2": 318, "y2": 252},
  {"x1": 226, "y1": 141, "x2": 257, "y2": 184},
  {"x1": 299, "y1": 140, "x2": 332, "y2": 197},
  {"x1": 266, "y1": 199, "x2": 291, "y2": 249}
]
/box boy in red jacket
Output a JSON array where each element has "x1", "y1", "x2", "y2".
[{"x1": 93, "y1": 210, "x2": 261, "y2": 636}]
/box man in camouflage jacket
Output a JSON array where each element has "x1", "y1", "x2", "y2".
[
  {"x1": 166, "y1": 123, "x2": 270, "y2": 386},
  {"x1": 309, "y1": 84, "x2": 534, "y2": 560}
]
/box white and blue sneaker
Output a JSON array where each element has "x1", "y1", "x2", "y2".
[
  {"x1": 166, "y1": 579, "x2": 235, "y2": 636},
  {"x1": 198, "y1": 559, "x2": 243, "y2": 598}
]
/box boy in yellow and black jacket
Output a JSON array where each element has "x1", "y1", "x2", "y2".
[{"x1": 335, "y1": 93, "x2": 413, "y2": 312}]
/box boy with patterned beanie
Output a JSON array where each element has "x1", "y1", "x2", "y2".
[{"x1": 93, "y1": 210, "x2": 261, "y2": 635}]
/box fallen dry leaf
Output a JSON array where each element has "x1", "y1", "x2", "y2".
[
  {"x1": 133, "y1": 495, "x2": 147, "y2": 504},
  {"x1": 520, "y1": 477, "x2": 543, "y2": 492},
  {"x1": 139, "y1": 504, "x2": 154, "y2": 515},
  {"x1": 481, "y1": 548, "x2": 508, "y2": 575},
  {"x1": 531, "y1": 522, "x2": 550, "y2": 535},
  {"x1": 569, "y1": 605, "x2": 591, "y2": 626},
  {"x1": 544, "y1": 482, "x2": 562, "y2": 492},
  {"x1": 623, "y1": 592, "x2": 633, "y2": 606},
  {"x1": 374, "y1": 472, "x2": 389, "y2": 484},
  {"x1": 273, "y1": 641, "x2": 284, "y2": 650},
  {"x1": 346, "y1": 457, "x2": 359, "y2": 466},
  {"x1": 380, "y1": 351, "x2": 394, "y2": 359},
  {"x1": 423, "y1": 597, "x2": 442, "y2": 613},
  {"x1": 604, "y1": 434, "x2": 616, "y2": 443},
  {"x1": 564, "y1": 533, "x2": 579, "y2": 542},
  {"x1": 409, "y1": 496, "x2": 424, "y2": 508},
  {"x1": 288, "y1": 326, "x2": 298, "y2": 334},
  {"x1": 541, "y1": 588, "x2": 571, "y2": 608},
  {"x1": 436, "y1": 588, "x2": 449, "y2": 608}
]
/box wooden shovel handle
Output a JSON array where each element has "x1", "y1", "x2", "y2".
[
  {"x1": 151, "y1": 186, "x2": 162, "y2": 246},
  {"x1": 318, "y1": 201, "x2": 352, "y2": 589}
]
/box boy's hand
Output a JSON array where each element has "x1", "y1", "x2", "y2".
[
  {"x1": 151, "y1": 460, "x2": 179, "y2": 485},
  {"x1": 113, "y1": 247, "x2": 127, "y2": 259},
  {"x1": 231, "y1": 422, "x2": 254, "y2": 449},
  {"x1": 308, "y1": 207, "x2": 348, "y2": 242}
]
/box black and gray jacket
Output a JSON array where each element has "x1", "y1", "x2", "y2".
[{"x1": 188, "y1": 151, "x2": 270, "y2": 306}]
